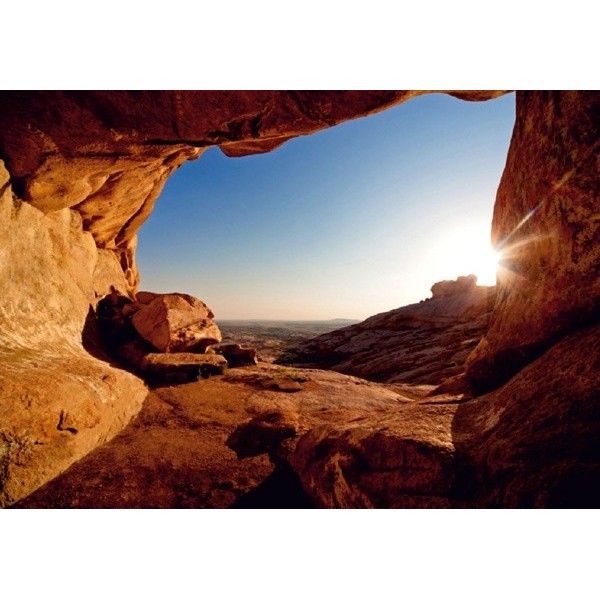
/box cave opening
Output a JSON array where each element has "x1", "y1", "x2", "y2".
[{"x1": 136, "y1": 93, "x2": 515, "y2": 325}]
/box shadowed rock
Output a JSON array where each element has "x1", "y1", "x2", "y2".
[
  {"x1": 209, "y1": 343, "x2": 258, "y2": 367},
  {"x1": 227, "y1": 410, "x2": 299, "y2": 459}
]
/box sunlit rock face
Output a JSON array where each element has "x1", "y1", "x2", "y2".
[
  {"x1": 466, "y1": 91, "x2": 600, "y2": 391},
  {"x1": 0, "y1": 162, "x2": 146, "y2": 507}
]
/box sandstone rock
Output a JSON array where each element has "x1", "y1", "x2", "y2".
[
  {"x1": 14, "y1": 366, "x2": 406, "y2": 508},
  {"x1": 92, "y1": 249, "x2": 132, "y2": 302},
  {"x1": 131, "y1": 293, "x2": 221, "y2": 352},
  {"x1": 13, "y1": 341, "x2": 599, "y2": 508},
  {"x1": 463, "y1": 322, "x2": 600, "y2": 508},
  {"x1": 1, "y1": 91, "x2": 598, "y2": 508},
  {"x1": 0, "y1": 168, "x2": 146, "y2": 507},
  {"x1": 116, "y1": 340, "x2": 228, "y2": 384},
  {"x1": 279, "y1": 279, "x2": 495, "y2": 386},
  {"x1": 287, "y1": 324, "x2": 600, "y2": 508},
  {"x1": 431, "y1": 274, "x2": 478, "y2": 298},
  {"x1": 227, "y1": 410, "x2": 300, "y2": 459},
  {"x1": 466, "y1": 91, "x2": 600, "y2": 391},
  {"x1": 209, "y1": 343, "x2": 258, "y2": 367},
  {"x1": 135, "y1": 290, "x2": 161, "y2": 305},
  {"x1": 289, "y1": 409, "x2": 461, "y2": 508},
  {"x1": 15, "y1": 377, "x2": 276, "y2": 509},
  {"x1": 143, "y1": 352, "x2": 227, "y2": 383}
]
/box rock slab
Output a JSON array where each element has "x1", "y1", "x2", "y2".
[{"x1": 131, "y1": 293, "x2": 222, "y2": 352}]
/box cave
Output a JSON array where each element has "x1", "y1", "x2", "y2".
[{"x1": 0, "y1": 91, "x2": 598, "y2": 508}]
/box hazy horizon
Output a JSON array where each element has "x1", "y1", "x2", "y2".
[{"x1": 137, "y1": 93, "x2": 515, "y2": 320}]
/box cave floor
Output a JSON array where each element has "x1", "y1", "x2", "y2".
[{"x1": 15, "y1": 364, "x2": 434, "y2": 509}]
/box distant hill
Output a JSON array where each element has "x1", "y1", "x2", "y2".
[
  {"x1": 325, "y1": 318, "x2": 361, "y2": 324},
  {"x1": 218, "y1": 318, "x2": 360, "y2": 325}
]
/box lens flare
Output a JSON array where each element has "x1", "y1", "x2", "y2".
[{"x1": 428, "y1": 222, "x2": 501, "y2": 287}]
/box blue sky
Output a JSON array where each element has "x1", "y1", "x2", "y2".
[{"x1": 137, "y1": 92, "x2": 515, "y2": 320}]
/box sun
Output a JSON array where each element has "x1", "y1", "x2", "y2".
[{"x1": 429, "y1": 222, "x2": 500, "y2": 287}]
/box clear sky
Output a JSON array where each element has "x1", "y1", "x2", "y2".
[{"x1": 137, "y1": 92, "x2": 515, "y2": 320}]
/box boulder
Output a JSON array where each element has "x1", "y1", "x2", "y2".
[
  {"x1": 135, "y1": 290, "x2": 161, "y2": 305},
  {"x1": 209, "y1": 343, "x2": 257, "y2": 367},
  {"x1": 115, "y1": 340, "x2": 228, "y2": 384},
  {"x1": 131, "y1": 293, "x2": 222, "y2": 352},
  {"x1": 431, "y1": 274, "x2": 478, "y2": 298},
  {"x1": 143, "y1": 352, "x2": 227, "y2": 382}
]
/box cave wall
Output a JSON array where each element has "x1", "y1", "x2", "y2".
[
  {"x1": 0, "y1": 90, "x2": 597, "y2": 506},
  {"x1": 466, "y1": 91, "x2": 600, "y2": 390},
  {"x1": 0, "y1": 160, "x2": 146, "y2": 506}
]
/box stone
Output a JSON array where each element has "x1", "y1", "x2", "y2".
[
  {"x1": 465, "y1": 91, "x2": 600, "y2": 392},
  {"x1": 14, "y1": 365, "x2": 406, "y2": 508},
  {"x1": 279, "y1": 277, "x2": 495, "y2": 386},
  {"x1": 463, "y1": 321, "x2": 600, "y2": 508},
  {"x1": 13, "y1": 336, "x2": 600, "y2": 508},
  {"x1": 226, "y1": 409, "x2": 300, "y2": 459},
  {"x1": 431, "y1": 274, "x2": 478, "y2": 298},
  {"x1": 287, "y1": 323, "x2": 600, "y2": 508},
  {"x1": 131, "y1": 293, "x2": 222, "y2": 352},
  {"x1": 142, "y1": 352, "x2": 227, "y2": 383},
  {"x1": 209, "y1": 343, "x2": 258, "y2": 367},
  {"x1": 289, "y1": 406, "x2": 461, "y2": 508},
  {"x1": 0, "y1": 167, "x2": 146, "y2": 507},
  {"x1": 135, "y1": 290, "x2": 161, "y2": 305},
  {"x1": 115, "y1": 341, "x2": 228, "y2": 384}
]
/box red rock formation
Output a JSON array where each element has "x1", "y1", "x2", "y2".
[
  {"x1": 431, "y1": 274, "x2": 478, "y2": 298},
  {"x1": 288, "y1": 321, "x2": 600, "y2": 508},
  {"x1": 0, "y1": 162, "x2": 146, "y2": 507},
  {"x1": 130, "y1": 293, "x2": 221, "y2": 353},
  {"x1": 279, "y1": 277, "x2": 495, "y2": 387},
  {"x1": 466, "y1": 91, "x2": 600, "y2": 391}
]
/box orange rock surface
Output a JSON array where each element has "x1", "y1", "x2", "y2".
[{"x1": 279, "y1": 277, "x2": 495, "y2": 387}]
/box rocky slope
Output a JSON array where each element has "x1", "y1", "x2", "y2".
[
  {"x1": 279, "y1": 275, "x2": 495, "y2": 388},
  {"x1": 289, "y1": 321, "x2": 600, "y2": 508}
]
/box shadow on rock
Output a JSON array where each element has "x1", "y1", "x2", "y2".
[
  {"x1": 230, "y1": 465, "x2": 314, "y2": 509},
  {"x1": 450, "y1": 321, "x2": 600, "y2": 508}
]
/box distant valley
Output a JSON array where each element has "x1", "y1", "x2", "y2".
[{"x1": 218, "y1": 319, "x2": 360, "y2": 363}]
